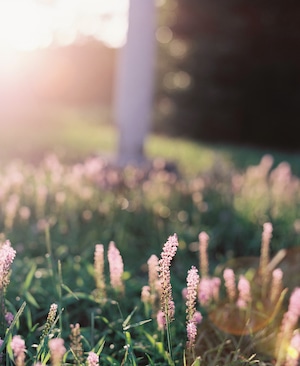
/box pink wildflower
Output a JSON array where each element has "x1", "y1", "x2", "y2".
[
  {"x1": 186, "y1": 322, "x2": 198, "y2": 351},
  {"x1": 156, "y1": 310, "x2": 166, "y2": 331},
  {"x1": 236, "y1": 275, "x2": 251, "y2": 308},
  {"x1": 198, "y1": 276, "x2": 221, "y2": 306},
  {"x1": 211, "y1": 277, "x2": 221, "y2": 302},
  {"x1": 158, "y1": 234, "x2": 178, "y2": 324},
  {"x1": 0, "y1": 240, "x2": 16, "y2": 290},
  {"x1": 182, "y1": 287, "x2": 188, "y2": 300},
  {"x1": 107, "y1": 241, "x2": 124, "y2": 294},
  {"x1": 270, "y1": 268, "x2": 283, "y2": 302},
  {"x1": 276, "y1": 287, "x2": 300, "y2": 363},
  {"x1": 193, "y1": 311, "x2": 203, "y2": 324},
  {"x1": 285, "y1": 333, "x2": 300, "y2": 366},
  {"x1": 259, "y1": 222, "x2": 273, "y2": 279},
  {"x1": 186, "y1": 266, "x2": 201, "y2": 351},
  {"x1": 198, "y1": 231, "x2": 209, "y2": 277},
  {"x1": 141, "y1": 285, "x2": 151, "y2": 303},
  {"x1": 198, "y1": 277, "x2": 212, "y2": 306},
  {"x1": 11, "y1": 335, "x2": 26, "y2": 366},
  {"x1": 223, "y1": 268, "x2": 236, "y2": 302},
  {"x1": 186, "y1": 266, "x2": 200, "y2": 320},
  {"x1": 87, "y1": 351, "x2": 99, "y2": 366},
  {"x1": 94, "y1": 244, "x2": 106, "y2": 298},
  {"x1": 148, "y1": 255, "x2": 159, "y2": 292},
  {"x1": 5, "y1": 311, "x2": 14, "y2": 325},
  {"x1": 49, "y1": 338, "x2": 66, "y2": 366},
  {"x1": 147, "y1": 254, "x2": 160, "y2": 312}
]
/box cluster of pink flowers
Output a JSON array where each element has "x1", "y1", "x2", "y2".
[
  {"x1": 198, "y1": 277, "x2": 221, "y2": 307},
  {"x1": 186, "y1": 266, "x2": 201, "y2": 351},
  {"x1": 107, "y1": 241, "x2": 125, "y2": 294},
  {"x1": 236, "y1": 275, "x2": 251, "y2": 308},
  {"x1": 158, "y1": 234, "x2": 178, "y2": 325},
  {"x1": 0, "y1": 240, "x2": 16, "y2": 290},
  {"x1": 270, "y1": 268, "x2": 283, "y2": 302},
  {"x1": 87, "y1": 351, "x2": 99, "y2": 366},
  {"x1": 259, "y1": 222, "x2": 273, "y2": 289},
  {"x1": 49, "y1": 338, "x2": 66, "y2": 366},
  {"x1": 223, "y1": 268, "x2": 236, "y2": 302},
  {"x1": 11, "y1": 335, "x2": 26, "y2": 366}
]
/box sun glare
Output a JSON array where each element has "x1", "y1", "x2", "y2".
[{"x1": 0, "y1": 0, "x2": 129, "y2": 52}]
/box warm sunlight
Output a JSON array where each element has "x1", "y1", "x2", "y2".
[{"x1": 0, "y1": 0, "x2": 129, "y2": 51}]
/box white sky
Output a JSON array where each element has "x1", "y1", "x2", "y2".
[{"x1": 0, "y1": 0, "x2": 129, "y2": 50}]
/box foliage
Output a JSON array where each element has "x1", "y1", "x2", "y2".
[
  {"x1": 155, "y1": 0, "x2": 300, "y2": 150},
  {"x1": 0, "y1": 129, "x2": 299, "y2": 363}
]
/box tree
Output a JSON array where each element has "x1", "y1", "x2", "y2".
[{"x1": 114, "y1": 0, "x2": 156, "y2": 166}]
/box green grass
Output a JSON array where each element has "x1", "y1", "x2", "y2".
[
  {"x1": 2, "y1": 106, "x2": 300, "y2": 175},
  {"x1": 0, "y1": 108, "x2": 300, "y2": 365}
]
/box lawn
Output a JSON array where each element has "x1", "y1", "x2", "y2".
[{"x1": 0, "y1": 112, "x2": 300, "y2": 365}]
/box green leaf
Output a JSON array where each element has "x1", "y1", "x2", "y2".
[
  {"x1": 22, "y1": 264, "x2": 37, "y2": 291},
  {"x1": 25, "y1": 291, "x2": 40, "y2": 308}
]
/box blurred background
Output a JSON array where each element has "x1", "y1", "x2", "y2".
[{"x1": 0, "y1": 0, "x2": 300, "y2": 163}]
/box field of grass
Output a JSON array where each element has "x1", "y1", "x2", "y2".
[{"x1": 0, "y1": 111, "x2": 300, "y2": 365}]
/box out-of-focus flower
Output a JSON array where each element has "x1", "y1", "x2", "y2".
[
  {"x1": 259, "y1": 222, "x2": 273, "y2": 282},
  {"x1": 49, "y1": 338, "x2": 66, "y2": 366},
  {"x1": 223, "y1": 268, "x2": 236, "y2": 302},
  {"x1": 198, "y1": 231, "x2": 209, "y2": 277},
  {"x1": 147, "y1": 254, "x2": 160, "y2": 311},
  {"x1": 141, "y1": 285, "x2": 151, "y2": 304},
  {"x1": 11, "y1": 335, "x2": 26, "y2": 366},
  {"x1": 156, "y1": 310, "x2": 165, "y2": 331},
  {"x1": 70, "y1": 323, "x2": 83, "y2": 363},
  {"x1": 276, "y1": 287, "x2": 300, "y2": 363},
  {"x1": 285, "y1": 332, "x2": 300, "y2": 366},
  {"x1": 107, "y1": 241, "x2": 124, "y2": 295},
  {"x1": 270, "y1": 268, "x2": 283, "y2": 302},
  {"x1": 94, "y1": 244, "x2": 106, "y2": 299},
  {"x1": 236, "y1": 275, "x2": 251, "y2": 308},
  {"x1": 5, "y1": 311, "x2": 14, "y2": 325},
  {"x1": 87, "y1": 351, "x2": 99, "y2": 366}
]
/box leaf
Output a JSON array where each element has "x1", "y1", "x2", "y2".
[
  {"x1": 22, "y1": 264, "x2": 37, "y2": 291},
  {"x1": 25, "y1": 291, "x2": 40, "y2": 308}
]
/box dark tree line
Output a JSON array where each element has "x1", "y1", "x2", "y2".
[{"x1": 155, "y1": 0, "x2": 300, "y2": 151}]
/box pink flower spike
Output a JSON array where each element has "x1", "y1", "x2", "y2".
[
  {"x1": 223, "y1": 268, "x2": 236, "y2": 302},
  {"x1": 186, "y1": 266, "x2": 200, "y2": 319},
  {"x1": 186, "y1": 321, "x2": 197, "y2": 351},
  {"x1": 158, "y1": 234, "x2": 178, "y2": 323},
  {"x1": 236, "y1": 275, "x2": 251, "y2": 308},
  {"x1": 0, "y1": 240, "x2": 16, "y2": 290},
  {"x1": 198, "y1": 231, "x2": 209, "y2": 277},
  {"x1": 49, "y1": 338, "x2": 66, "y2": 366},
  {"x1": 107, "y1": 241, "x2": 124, "y2": 294},
  {"x1": 156, "y1": 309, "x2": 166, "y2": 330},
  {"x1": 186, "y1": 266, "x2": 201, "y2": 351},
  {"x1": 288, "y1": 287, "x2": 300, "y2": 318},
  {"x1": 11, "y1": 335, "x2": 26, "y2": 366}
]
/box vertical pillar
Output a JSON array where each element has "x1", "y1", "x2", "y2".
[{"x1": 114, "y1": 0, "x2": 156, "y2": 166}]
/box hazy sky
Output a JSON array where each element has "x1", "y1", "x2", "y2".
[{"x1": 0, "y1": 0, "x2": 129, "y2": 51}]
